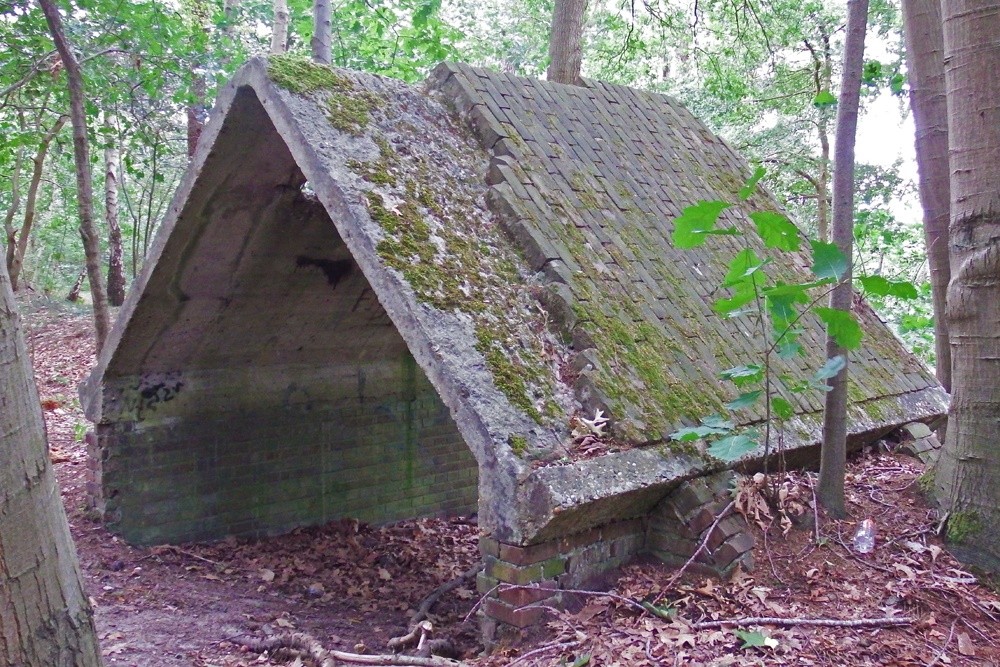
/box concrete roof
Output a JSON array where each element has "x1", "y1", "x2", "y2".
[{"x1": 82, "y1": 56, "x2": 946, "y2": 544}]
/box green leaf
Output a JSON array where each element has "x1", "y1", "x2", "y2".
[
  {"x1": 735, "y1": 629, "x2": 779, "y2": 650},
  {"x1": 814, "y1": 354, "x2": 847, "y2": 381},
  {"x1": 772, "y1": 396, "x2": 794, "y2": 420},
  {"x1": 726, "y1": 390, "x2": 763, "y2": 411},
  {"x1": 810, "y1": 241, "x2": 849, "y2": 280},
  {"x1": 813, "y1": 90, "x2": 837, "y2": 108},
  {"x1": 858, "y1": 275, "x2": 919, "y2": 299},
  {"x1": 719, "y1": 364, "x2": 764, "y2": 387},
  {"x1": 862, "y1": 60, "x2": 882, "y2": 85},
  {"x1": 750, "y1": 211, "x2": 800, "y2": 251},
  {"x1": 708, "y1": 434, "x2": 757, "y2": 461},
  {"x1": 672, "y1": 201, "x2": 732, "y2": 248},
  {"x1": 739, "y1": 165, "x2": 766, "y2": 200},
  {"x1": 669, "y1": 418, "x2": 733, "y2": 442},
  {"x1": 569, "y1": 655, "x2": 591, "y2": 667},
  {"x1": 715, "y1": 280, "x2": 758, "y2": 315},
  {"x1": 640, "y1": 600, "x2": 676, "y2": 619},
  {"x1": 775, "y1": 336, "x2": 803, "y2": 359},
  {"x1": 723, "y1": 249, "x2": 768, "y2": 287},
  {"x1": 890, "y1": 72, "x2": 906, "y2": 95},
  {"x1": 816, "y1": 307, "x2": 863, "y2": 349}
]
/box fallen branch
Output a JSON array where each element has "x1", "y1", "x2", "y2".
[
  {"x1": 691, "y1": 615, "x2": 913, "y2": 630},
  {"x1": 663, "y1": 499, "x2": 736, "y2": 591},
  {"x1": 388, "y1": 563, "x2": 482, "y2": 650},
  {"x1": 412, "y1": 563, "x2": 483, "y2": 626},
  {"x1": 237, "y1": 631, "x2": 464, "y2": 667}
]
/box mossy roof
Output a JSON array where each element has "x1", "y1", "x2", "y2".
[{"x1": 429, "y1": 62, "x2": 943, "y2": 444}]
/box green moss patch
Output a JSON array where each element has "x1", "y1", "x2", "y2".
[
  {"x1": 327, "y1": 92, "x2": 376, "y2": 135},
  {"x1": 947, "y1": 510, "x2": 982, "y2": 544},
  {"x1": 352, "y1": 133, "x2": 559, "y2": 430},
  {"x1": 267, "y1": 54, "x2": 349, "y2": 94}
]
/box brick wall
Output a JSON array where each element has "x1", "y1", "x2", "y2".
[{"x1": 89, "y1": 354, "x2": 478, "y2": 545}]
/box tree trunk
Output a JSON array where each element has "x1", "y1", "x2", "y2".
[
  {"x1": 547, "y1": 0, "x2": 588, "y2": 85},
  {"x1": 3, "y1": 142, "x2": 25, "y2": 277},
  {"x1": 39, "y1": 0, "x2": 111, "y2": 355},
  {"x1": 104, "y1": 144, "x2": 125, "y2": 306},
  {"x1": 0, "y1": 257, "x2": 103, "y2": 666},
  {"x1": 902, "y1": 0, "x2": 952, "y2": 392},
  {"x1": 817, "y1": 0, "x2": 868, "y2": 517},
  {"x1": 186, "y1": 74, "x2": 206, "y2": 158},
  {"x1": 271, "y1": 0, "x2": 289, "y2": 54},
  {"x1": 9, "y1": 115, "x2": 67, "y2": 291},
  {"x1": 934, "y1": 0, "x2": 1000, "y2": 572},
  {"x1": 312, "y1": 0, "x2": 332, "y2": 64}
]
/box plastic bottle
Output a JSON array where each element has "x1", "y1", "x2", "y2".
[{"x1": 852, "y1": 519, "x2": 876, "y2": 553}]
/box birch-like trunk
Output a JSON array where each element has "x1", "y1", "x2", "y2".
[
  {"x1": 39, "y1": 0, "x2": 111, "y2": 354},
  {"x1": 817, "y1": 0, "x2": 868, "y2": 517},
  {"x1": 902, "y1": 0, "x2": 952, "y2": 392},
  {"x1": 312, "y1": 0, "x2": 332, "y2": 64},
  {"x1": 935, "y1": 0, "x2": 1000, "y2": 571},
  {"x1": 0, "y1": 257, "x2": 103, "y2": 666},
  {"x1": 547, "y1": 0, "x2": 588, "y2": 85},
  {"x1": 105, "y1": 145, "x2": 125, "y2": 306},
  {"x1": 271, "y1": 0, "x2": 289, "y2": 54}
]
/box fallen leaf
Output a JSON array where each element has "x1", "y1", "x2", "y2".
[
  {"x1": 259, "y1": 569, "x2": 275, "y2": 582},
  {"x1": 957, "y1": 632, "x2": 975, "y2": 657}
]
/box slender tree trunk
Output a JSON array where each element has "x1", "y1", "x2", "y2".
[
  {"x1": 186, "y1": 74, "x2": 206, "y2": 158},
  {"x1": 934, "y1": 0, "x2": 1000, "y2": 572},
  {"x1": 9, "y1": 115, "x2": 67, "y2": 291},
  {"x1": 902, "y1": 0, "x2": 952, "y2": 392},
  {"x1": 547, "y1": 0, "x2": 588, "y2": 85},
  {"x1": 0, "y1": 257, "x2": 103, "y2": 666},
  {"x1": 3, "y1": 143, "x2": 25, "y2": 276},
  {"x1": 817, "y1": 0, "x2": 868, "y2": 517},
  {"x1": 817, "y1": 127, "x2": 830, "y2": 242},
  {"x1": 39, "y1": 0, "x2": 111, "y2": 355},
  {"x1": 271, "y1": 0, "x2": 289, "y2": 54},
  {"x1": 312, "y1": 0, "x2": 332, "y2": 64},
  {"x1": 104, "y1": 144, "x2": 125, "y2": 306}
]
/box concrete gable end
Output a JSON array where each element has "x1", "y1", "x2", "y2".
[{"x1": 83, "y1": 57, "x2": 946, "y2": 555}]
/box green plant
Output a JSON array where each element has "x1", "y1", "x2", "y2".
[{"x1": 668, "y1": 167, "x2": 917, "y2": 465}]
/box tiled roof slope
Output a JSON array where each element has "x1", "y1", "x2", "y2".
[{"x1": 430, "y1": 63, "x2": 943, "y2": 443}]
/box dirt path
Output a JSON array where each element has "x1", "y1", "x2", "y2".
[{"x1": 22, "y1": 299, "x2": 1000, "y2": 666}]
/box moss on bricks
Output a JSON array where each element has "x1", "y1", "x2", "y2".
[{"x1": 267, "y1": 54, "x2": 349, "y2": 94}]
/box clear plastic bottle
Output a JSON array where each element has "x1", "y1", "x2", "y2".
[{"x1": 853, "y1": 519, "x2": 876, "y2": 553}]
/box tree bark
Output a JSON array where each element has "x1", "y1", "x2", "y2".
[
  {"x1": 547, "y1": 0, "x2": 588, "y2": 85},
  {"x1": 104, "y1": 144, "x2": 125, "y2": 306},
  {"x1": 0, "y1": 256, "x2": 103, "y2": 666},
  {"x1": 312, "y1": 0, "x2": 332, "y2": 64},
  {"x1": 902, "y1": 0, "x2": 952, "y2": 392},
  {"x1": 271, "y1": 0, "x2": 289, "y2": 54},
  {"x1": 817, "y1": 0, "x2": 868, "y2": 517},
  {"x1": 935, "y1": 0, "x2": 1000, "y2": 572},
  {"x1": 9, "y1": 115, "x2": 67, "y2": 291},
  {"x1": 39, "y1": 0, "x2": 111, "y2": 355},
  {"x1": 3, "y1": 140, "x2": 25, "y2": 278}
]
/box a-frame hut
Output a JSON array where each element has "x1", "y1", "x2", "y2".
[{"x1": 81, "y1": 56, "x2": 946, "y2": 628}]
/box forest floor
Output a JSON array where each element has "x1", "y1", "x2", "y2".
[{"x1": 21, "y1": 297, "x2": 1000, "y2": 667}]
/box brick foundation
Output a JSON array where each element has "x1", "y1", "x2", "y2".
[{"x1": 477, "y1": 472, "x2": 756, "y2": 632}]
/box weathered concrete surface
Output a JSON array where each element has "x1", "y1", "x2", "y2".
[{"x1": 82, "y1": 57, "x2": 947, "y2": 548}]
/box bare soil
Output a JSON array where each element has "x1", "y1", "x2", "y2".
[{"x1": 22, "y1": 299, "x2": 1000, "y2": 666}]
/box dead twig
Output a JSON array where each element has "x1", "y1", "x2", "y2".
[
  {"x1": 389, "y1": 563, "x2": 482, "y2": 651},
  {"x1": 925, "y1": 619, "x2": 957, "y2": 667},
  {"x1": 387, "y1": 621, "x2": 433, "y2": 651},
  {"x1": 691, "y1": 615, "x2": 913, "y2": 630},
  {"x1": 506, "y1": 640, "x2": 581, "y2": 667},
  {"x1": 663, "y1": 499, "x2": 736, "y2": 591},
  {"x1": 505, "y1": 584, "x2": 649, "y2": 615},
  {"x1": 237, "y1": 630, "x2": 464, "y2": 666}
]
